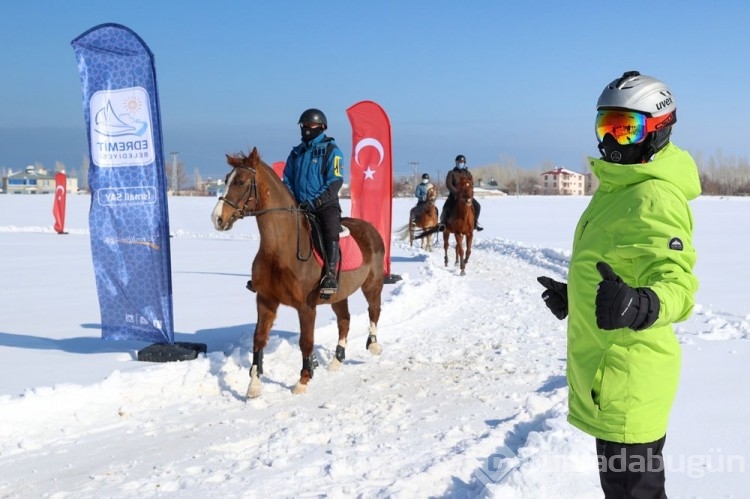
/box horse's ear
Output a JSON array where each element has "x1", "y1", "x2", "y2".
[
  {"x1": 250, "y1": 147, "x2": 259, "y2": 162},
  {"x1": 226, "y1": 153, "x2": 239, "y2": 167}
]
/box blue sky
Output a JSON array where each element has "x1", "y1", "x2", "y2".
[{"x1": 1, "y1": 1, "x2": 748, "y2": 181}]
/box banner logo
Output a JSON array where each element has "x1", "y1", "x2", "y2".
[{"x1": 90, "y1": 86, "x2": 154, "y2": 167}]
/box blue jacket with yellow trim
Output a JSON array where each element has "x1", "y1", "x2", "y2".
[{"x1": 283, "y1": 134, "x2": 344, "y2": 209}]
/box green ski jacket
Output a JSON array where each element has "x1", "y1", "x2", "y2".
[{"x1": 567, "y1": 143, "x2": 700, "y2": 443}]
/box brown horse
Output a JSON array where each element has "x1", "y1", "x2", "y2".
[
  {"x1": 211, "y1": 147, "x2": 385, "y2": 398},
  {"x1": 443, "y1": 175, "x2": 475, "y2": 276},
  {"x1": 409, "y1": 186, "x2": 439, "y2": 251}
]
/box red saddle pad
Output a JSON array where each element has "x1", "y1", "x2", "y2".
[{"x1": 313, "y1": 233, "x2": 363, "y2": 271}]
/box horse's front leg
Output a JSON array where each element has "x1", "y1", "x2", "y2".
[
  {"x1": 464, "y1": 231, "x2": 473, "y2": 266},
  {"x1": 292, "y1": 304, "x2": 318, "y2": 395},
  {"x1": 247, "y1": 294, "x2": 279, "y2": 400},
  {"x1": 455, "y1": 234, "x2": 464, "y2": 268},
  {"x1": 443, "y1": 230, "x2": 450, "y2": 266},
  {"x1": 328, "y1": 299, "x2": 350, "y2": 371}
]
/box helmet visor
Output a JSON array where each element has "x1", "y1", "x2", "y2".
[{"x1": 595, "y1": 110, "x2": 675, "y2": 145}]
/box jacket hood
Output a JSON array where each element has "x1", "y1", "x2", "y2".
[{"x1": 589, "y1": 143, "x2": 701, "y2": 200}]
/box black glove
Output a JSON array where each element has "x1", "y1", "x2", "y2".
[
  {"x1": 595, "y1": 262, "x2": 660, "y2": 331},
  {"x1": 537, "y1": 276, "x2": 568, "y2": 320},
  {"x1": 299, "y1": 201, "x2": 313, "y2": 211}
]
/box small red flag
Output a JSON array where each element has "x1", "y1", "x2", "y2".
[
  {"x1": 271, "y1": 161, "x2": 285, "y2": 179},
  {"x1": 53, "y1": 172, "x2": 67, "y2": 234}
]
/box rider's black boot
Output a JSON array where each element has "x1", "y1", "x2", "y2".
[{"x1": 320, "y1": 240, "x2": 340, "y2": 295}]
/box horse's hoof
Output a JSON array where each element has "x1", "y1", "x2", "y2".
[
  {"x1": 368, "y1": 342, "x2": 383, "y2": 355},
  {"x1": 328, "y1": 357, "x2": 343, "y2": 371},
  {"x1": 292, "y1": 382, "x2": 308, "y2": 395},
  {"x1": 246, "y1": 381, "x2": 261, "y2": 399}
]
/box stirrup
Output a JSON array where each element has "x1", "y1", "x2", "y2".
[
  {"x1": 319, "y1": 275, "x2": 338, "y2": 295},
  {"x1": 246, "y1": 280, "x2": 256, "y2": 293},
  {"x1": 475, "y1": 223, "x2": 484, "y2": 231}
]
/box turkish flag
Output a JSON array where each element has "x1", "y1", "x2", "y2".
[
  {"x1": 271, "y1": 161, "x2": 285, "y2": 179},
  {"x1": 53, "y1": 172, "x2": 67, "y2": 234},
  {"x1": 346, "y1": 100, "x2": 393, "y2": 276}
]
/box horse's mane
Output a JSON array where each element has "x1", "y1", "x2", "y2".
[{"x1": 227, "y1": 147, "x2": 296, "y2": 206}]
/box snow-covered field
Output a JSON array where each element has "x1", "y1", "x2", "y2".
[{"x1": 0, "y1": 192, "x2": 748, "y2": 498}]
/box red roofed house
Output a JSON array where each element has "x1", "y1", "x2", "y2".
[{"x1": 541, "y1": 167, "x2": 587, "y2": 195}]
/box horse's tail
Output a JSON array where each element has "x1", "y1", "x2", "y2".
[
  {"x1": 413, "y1": 225, "x2": 442, "y2": 240},
  {"x1": 395, "y1": 223, "x2": 412, "y2": 241}
]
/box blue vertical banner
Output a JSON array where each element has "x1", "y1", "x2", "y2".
[{"x1": 71, "y1": 24, "x2": 174, "y2": 343}]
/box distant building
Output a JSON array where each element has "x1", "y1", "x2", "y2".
[
  {"x1": 1, "y1": 166, "x2": 79, "y2": 195},
  {"x1": 541, "y1": 167, "x2": 586, "y2": 195},
  {"x1": 202, "y1": 178, "x2": 225, "y2": 197},
  {"x1": 475, "y1": 176, "x2": 508, "y2": 196}
]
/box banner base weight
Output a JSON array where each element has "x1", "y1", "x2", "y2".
[{"x1": 137, "y1": 342, "x2": 207, "y2": 363}]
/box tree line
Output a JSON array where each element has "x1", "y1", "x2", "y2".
[
  {"x1": 388, "y1": 151, "x2": 750, "y2": 197},
  {"x1": 7, "y1": 150, "x2": 747, "y2": 197}
]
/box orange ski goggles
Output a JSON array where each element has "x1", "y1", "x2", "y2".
[{"x1": 595, "y1": 110, "x2": 676, "y2": 145}]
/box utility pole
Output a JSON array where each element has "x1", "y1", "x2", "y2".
[
  {"x1": 408, "y1": 161, "x2": 420, "y2": 189},
  {"x1": 170, "y1": 151, "x2": 179, "y2": 195}
]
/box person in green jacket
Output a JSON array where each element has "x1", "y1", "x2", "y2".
[{"x1": 537, "y1": 71, "x2": 700, "y2": 498}]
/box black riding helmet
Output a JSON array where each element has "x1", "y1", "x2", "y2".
[
  {"x1": 298, "y1": 108, "x2": 328, "y2": 130},
  {"x1": 455, "y1": 154, "x2": 466, "y2": 163}
]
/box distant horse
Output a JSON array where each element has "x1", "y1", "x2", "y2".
[
  {"x1": 211, "y1": 147, "x2": 385, "y2": 398},
  {"x1": 408, "y1": 186, "x2": 439, "y2": 251},
  {"x1": 442, "y1": 175, "x2": 475, "y2": 276}
]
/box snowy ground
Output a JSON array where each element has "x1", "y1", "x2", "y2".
[{"x1": 0, "y1": 193, "x2": 748, "y2": 498}]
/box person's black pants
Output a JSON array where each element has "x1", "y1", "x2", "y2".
[
  {"x1": 312, "y1": 204, "x2": 341, "y2": 268},
  {"x1": 596, "y1": 435, "x2": 667, "y2": 499},
  {"x1": 473, "y1": 198, "x2": 481, "y2": 222},
  {"x1": 314, "y1": 204, "x2": 341, "y2": 242},
  {"x1": 441, "y1": 196, "x2": 480, "y2": 226}
]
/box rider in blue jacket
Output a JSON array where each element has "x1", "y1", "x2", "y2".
[
  {"x1": 283, "y1": 108, "x2": 345, "y2": 296},
  {"x1": 411, "y1": 173, "x2": 432, "y2": 225}
]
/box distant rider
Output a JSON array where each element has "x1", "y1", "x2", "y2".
[
  {"x1": 411, "y1": 173, "x2": 434, "y2": 225},
  {"x1": 439, "y1": 154, "x2": 483, "y2": 231}
]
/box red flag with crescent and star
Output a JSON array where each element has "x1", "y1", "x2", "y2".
[
  {"x1": 346, "y1": 100, "x2": 393, "y2": 276},
  {"x1": 53, "y1": 172, "x2": 67, "y2": 234}
]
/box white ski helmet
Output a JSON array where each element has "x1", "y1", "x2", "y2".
[
  {"x1": 596, "y1": 71, "x2": 677, "y2": 162},
  {"x1": 597, "y1": 70, "x2": 676, "y2": 119}
]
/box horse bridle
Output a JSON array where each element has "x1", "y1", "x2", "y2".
[
  {"x1": 458, "y1": 178, "x2": 474, "y2": 205},
  {"x1": 219, "y1": 164, "x2": 314, "y2": 261},
  {"x1": 220, "y1": 165, "x2": 303, "y2": 221}
]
